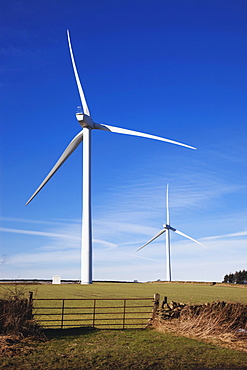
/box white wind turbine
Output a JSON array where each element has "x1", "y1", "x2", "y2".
[
  {"x1": 137, "y1": 184, "x2": 207, "y2": 281},
  {"x1": 26, "y1": 31, "x2": 196, "y2": 284}
]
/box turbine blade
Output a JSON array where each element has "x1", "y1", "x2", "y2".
[
  {"x1": 136, "y1": 229, "x2": 166, "y2": 252},
  {"x1": 67, "y1": 30, "x2": 90, "y2": 116},
  {"x1": 94, "y1": 123, "x2": 196, "y2": 150},
  {"x1": 26, "y1": 130, "x2": 83, "y2": 205},
  {"x1": 173, "y1": 229, "x2": 208, "y2": 249},
  {"x1": 166, "y1": 183, "x2": 170, "y2": 225}
]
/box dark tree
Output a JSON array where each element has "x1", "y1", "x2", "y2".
[{"x1": 223, "y1": 270, "x2": 247, "y2": 284}]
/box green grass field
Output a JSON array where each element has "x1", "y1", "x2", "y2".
[
  {"x1": 1, "y1": 328, "x2": 247, "y2": 369},
  {"x1": 1, "y1": 282, "x2": 247, "y2": 330},
  {"x1": 3, "y1": 281, "x2": 245, "y2": 303},
  {"x1": 0, "y1": 282, "x2": 247, "y2": 369}
]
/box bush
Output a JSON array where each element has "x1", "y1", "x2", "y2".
[
  {"x1": 155, "y1": 300, "x2": 247, "y2": 352},
  {"x1": 0, "y1": 285, "x2": 44, "y2": 339},
  {"x1": 178, "y1": 301, "x2": 247, "y2": 336}
]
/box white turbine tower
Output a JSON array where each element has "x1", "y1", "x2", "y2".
[
  {"x1": 26, "y1": 31, "x2": 196, "y2": 284},
  {"x1": 137, "y1": 184, "x2": 207, "y2": 281}
]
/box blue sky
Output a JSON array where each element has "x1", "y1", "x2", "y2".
[{"x1": 1, "y1": 0, "x2": 246, "y2": 282}]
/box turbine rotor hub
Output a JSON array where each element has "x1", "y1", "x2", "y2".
[
  {"x1": 76, "y1": 113, "x2": 94, "y2": 129},
  {"x1": 163, "y1": 224, "x2": 176, "y2": 232}
]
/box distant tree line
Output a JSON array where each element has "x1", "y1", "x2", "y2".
[{"x1": 223, "y1": 270, "x2": 247, "y2": 284}]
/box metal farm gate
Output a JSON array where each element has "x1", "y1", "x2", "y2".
[{"x1": 32, "y1": 296, "x2": 157, "y2": 330}]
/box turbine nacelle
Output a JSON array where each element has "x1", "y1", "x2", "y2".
[
  {"x1": 76, "y1": 113, "x2": 95, "y2": 129},
  {"x1": 163, "y1": 224, "x2": 176, "y2": 232}
]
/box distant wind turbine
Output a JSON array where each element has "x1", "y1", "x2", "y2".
[
  {"x1": 137, "y1": 184, "x2": 207, "y2": 281},
  {"x1": 26, "y1": 31, "x2": 196, "y2": 284}
]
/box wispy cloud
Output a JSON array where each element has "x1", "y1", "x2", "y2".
[
  {"x1": 95, "y1": 168, "x2": 244, "y2": 222},
  {"x1": 0, "y1": 227, "x2": 72, "y2": 239},
  {"x1": 203, "y1": 230, "x2": 247, "y2": 240},
  {"x1": 0, "y1": 216, "x2": 75, "y2": 226}
]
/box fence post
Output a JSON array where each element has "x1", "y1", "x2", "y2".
[
  {"x1": 28, "y1": 291, "x2": 33, "y2": 306},
  {"x1": 28, "y1": 291, "x2": 34, "y2": 319},
  {"x1": 151, "y1": 293, "x2": 160, "y2": 320},
  {"x1": 93, "y1": 299, "x2": 96, "y2": 328},
  {"x1": 143, "y1": 293, "x2": 160, "y2": 329},
  {"x1": 61, "y1": 299, "x2": 65, "y2": 329},
  {"x1": 161, "y1": 296, "x2": 168, "y2": 309},
  {"x1": 122, "y1": 299, "x2": 126, "y2": 330}
]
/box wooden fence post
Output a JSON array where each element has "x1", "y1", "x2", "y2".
[
  {"x1": 144, "y1": 293, "x2": 160, "y2": 328},
  {"x1": 151, "y1": 293, "x2": 160, "y2": 320},
  {"x1": 161, "y1": 296, "x2": 168, "y2": 309},
  {"x1": 28, "y1": 292, "x2": 34, "y2": 319},
  {"x1": 28, "y1": 291, "x2": 33, "y2": 306}
]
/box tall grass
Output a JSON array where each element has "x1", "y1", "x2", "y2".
[
  {"x1": 178, "y1": 301, "x2": 247, "y2": 336},
  {"x1": 155, "y1": 300, "x2": 247, "y2": 353}
]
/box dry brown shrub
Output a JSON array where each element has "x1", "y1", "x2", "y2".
[
  {"x1": 0, "y1": 335, "x2": 36, "y2": 357},
  {"x1": 179, "y1": 301, "x2": 247, "y2": 336},
  {"x1": 0, "y1": 285, "x2": 45, "y2": 340},
  {"x1": 154, "y1": 301, "x2": 247, "y2": 352}
]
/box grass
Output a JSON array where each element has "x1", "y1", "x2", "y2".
[
  {"x1": 1, "y1": 328, "x2": 247, "y2": 369},
  {"x1": 1, "y1": 282, "x2": 247, "y2": 369},
  {"x1": 2, "y1": 282, "x2": 247, "y2": 330},
  {"x1": 1, "y1": 281, "x2": 246, "y2": 303}
]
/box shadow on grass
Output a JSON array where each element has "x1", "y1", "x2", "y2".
[
  {"x1": 44, "y1": 326, "x2": 98, "y2": 339},
  {"x1": 43, "y1": 326, "x2": 145, "y2": 340}
]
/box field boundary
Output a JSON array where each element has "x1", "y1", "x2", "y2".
[{"x1": 32, "y1": 295, "x2": 157, "y2": 329}]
